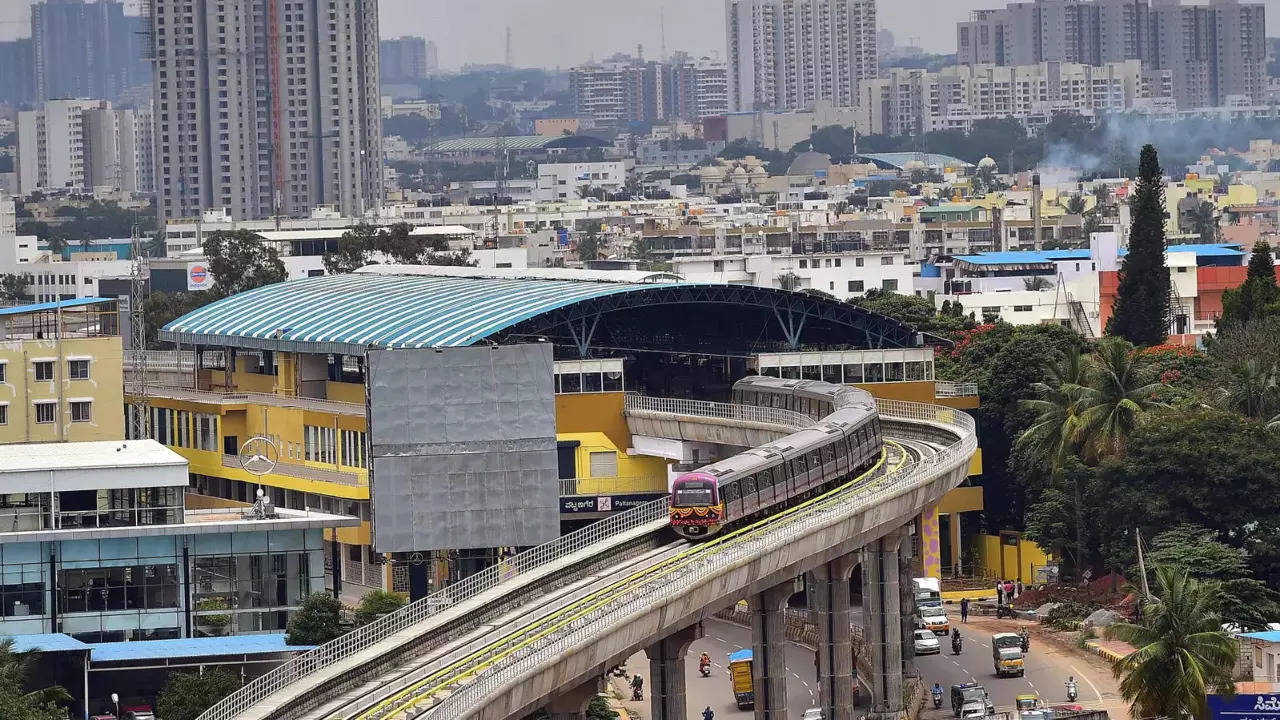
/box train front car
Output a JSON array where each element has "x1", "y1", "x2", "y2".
[{"x1": 669, "y1": 472, "x2": 725, "y2": 539}]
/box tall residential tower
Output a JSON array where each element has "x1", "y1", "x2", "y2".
[
  {"x1": 725, "y1": 0, "x2": 878, "y2": 112},
  {"x1": 149, "y1": 0, "x2": 382, "y2": 222}
]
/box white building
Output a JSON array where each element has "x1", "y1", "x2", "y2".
[
  {"x1": 673, "y1": 249, "x2": 917, "y2": 301},
  {"x1": 726, "y1": 0, "x2": 879, "y2": 111},
  {"x1": 723, "y1": 101, "x2": 864, "y2": 151},
  {"x1": 536, "y1": 162, "x2": 628, "y2": 202},
  {"x1": 17, "y1": 99, "x2": 149, "y2": 195}
]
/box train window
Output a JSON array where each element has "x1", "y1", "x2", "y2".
[
  {"x1": 823, "y1": 364, "x2": 842, "y2": 383},
  {"x1": 763, "y1": 366, "x2": 781, "y2": 377},
  {"x1": 722, "y1": 482, "x2": 739, "y2": 504},
  {"x1": 792, "y1": 456, "x2": 807, "y2": 474},
  {"x1": 844, "y1": 364, "x2": 863, "y2": 383},
  {"x1": 802, "y1": 365, "x2": 821, "y2": 380},
  {"x1": 821, "y1": 444, "x2": 836, "y2": 465},
  {"x1": 743, "y1": 474, "x2": 758, "y2": 496}
]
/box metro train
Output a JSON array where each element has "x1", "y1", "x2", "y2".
[{"x1": 669, "y1": 376, "x2": 882, "y2": 541}]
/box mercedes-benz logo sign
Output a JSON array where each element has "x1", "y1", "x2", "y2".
[{"x1": 238, "y1": 436, "x2": 280, "y2": 477}]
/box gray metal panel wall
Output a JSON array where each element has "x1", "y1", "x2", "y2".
[{"x1": 367, "y1": 344, "x2": 559, "y2": 552}]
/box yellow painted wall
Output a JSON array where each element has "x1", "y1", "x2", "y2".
[
  {"x1": 975, "y1": 534, "x2": 1052, "y2": 583},
  {"x1": 556, "y1": 392, "x2": 631, "y2": 451},
  {"x1": 937, "y1": 395, "x2": 980, "y2": 410},
  {"x1": 183, "y1": 492, "x2": 249, "y2": 510},
  {"x1": 967, "y1": 447, "x2": 983, "y2": 476},
  {"x1": 326, "y1": 381, "x2": 365, "y2": 404},
  {"x1": 560, "y1": 430, "x2": 669, "y2": 494},
  {"x1": 1219, "y1": 184, "x2": 1259, "y2": 209},
  {"x1": 853, "y1": 380, "x2": 935, "y2": 403},
  {"x1": 0, "y1": 336, "x2": 124, "y2": 444},
  {"x1": 938, "y1": 486, "x2": 983, "y2": 514}
]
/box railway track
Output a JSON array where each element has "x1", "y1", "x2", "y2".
[{"x1": 330, "y1": 438, "x2": 926, "y2": 720}]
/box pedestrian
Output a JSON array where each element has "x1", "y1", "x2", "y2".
[
  {"x1": 1016, "y1": 580, "x2": 1024, "y2": 598},
  {"x1": 1004, "y1": 579, "x2": 1014, "y2": 599},
  {"x1": 960, "y1": 597, "x2": 970, "y2": 623},
  {"x1": 996, "y1": 581, "x2": 1004, "y2": 606}
]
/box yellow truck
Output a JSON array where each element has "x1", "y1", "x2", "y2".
[
  {"x1": 728, "y1": 649, "x2": 754, "y2": 710},
  {"x1": 992, "y1": 633, "x2": 1026, "y2": 677}
]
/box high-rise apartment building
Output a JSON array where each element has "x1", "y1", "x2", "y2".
[
  {"x1": 426, "y1": 40, "x2": 439, "y2": 74},
  {"x1": 957, "y1": 0, "x2": 1264, "y2": 108},
  {"x1": 725, "y1": 0, "x2": 878, "y2": 112},
  {"x1": 16, "y1": 99, "x2": 149, "y2": 194},
  {"x1": 0, "y1": 40, "x2": 36, "y2": 107},
  {"x1": 569, "y1": 57, "x2": 664, "y2": 125},
  {"x1": 149, "y1": 0, "x2": 383, "y2": 223},
  {"x1": 664, "y1": 55, "x2": 730, "y2": 121},
  {"x1": 31, "y1": 0, "x2": 151, "y2": 103},
  {"x1": 380, "y1": 36, "x2": 429, "y2": 82}
]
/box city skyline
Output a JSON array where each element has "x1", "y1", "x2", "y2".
[{"x1": 6, "y1": 0, "x2": 1253, "y2": 66}]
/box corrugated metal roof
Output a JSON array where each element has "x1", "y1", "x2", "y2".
[
  {"x1": 857, "y1": 152, "x2": 974, "y2": 169},
  {"x1": 89, "y1": 633, "x2": 313, "y2": 662},
  {"x1": 954, "y1": 250, "x2": 1092, "y2": 265},
  {"x1": 162, "y1": 270, "x2": 699, "y2": 353},
  {"x1": 1119, "y1": 243, "x2": 1245, "y2": 257},
  {"x1": 427, "y1": 136, "x2": 558, "y2": 152},
  {"x1": 5, "y1": 633, "x2": 91, "y2": 653},
  {"x1": 0, "y1": 297, "x2": 115, "y2": 317}
]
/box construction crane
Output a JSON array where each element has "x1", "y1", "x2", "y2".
[{"x1": 127, "y1": 224, "x2": 150, "y2": 441}]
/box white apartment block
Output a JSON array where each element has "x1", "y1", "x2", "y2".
[
  {"x1": 17, "y1": 99, "x2": 148, "y2": 195},
  {"x1": 725, "y1": 0, "x2": 878, "y2": 111},
  {"x1": 665, "y1": 55, "x2": 730, "y2": 121},
  {"x1": 536, "y1": 162, "x2": 628, "y2": 203},
  {"x1": 149, "y1": 0, "x2": 383, "y2": 223},
  {"x1": 673, "y1": 250, "x2": 916, "y2": 301},
  {"x1": 858, "y1": 60, "x2": 1154, "y2": 136}
]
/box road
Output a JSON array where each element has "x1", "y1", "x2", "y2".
[
  {"x1": 608, "y1": 614, "x2": 1126, "y2": 719},
  {"x1": 916, "y1": 615, "x2": 1128, "y2": 719}
]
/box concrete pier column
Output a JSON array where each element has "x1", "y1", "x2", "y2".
[
  {"x1": 861, "y1": 527, "x2": 909, "y2": 720},
  {"x1": 543, "y1": 676, "x2": 604, "y2": 720},
  {"x1": 646, "y1": 623, "x2": 703, "y2": 720},
  {"x1": 900, "y1": 525, "x2": 919, "y2": 683},
  {"x1": 752, "y1": 581, "x2": 794, "y2": 720},
  {"x1": 810, "y1": 553, "x2": 859, "y2": 720}
]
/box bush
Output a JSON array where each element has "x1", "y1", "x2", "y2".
[
  {"x1": 354, "y1": 590, "x2": 407, "y2": 625},
  {"x1": 156, "y1": 668, "x2": 241, "y2": 720},
  {"x1": 286, "y1": 592, "x2": 344, "y2": 646}
]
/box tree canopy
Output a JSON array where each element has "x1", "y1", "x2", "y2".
[
  {"x1": 1218, "y1": 239, "x2": 1280, "y2": 329},
  {"x1": 203, "y1": 230, "x2": 288, "y2": 297},
  {"x1": 1108, "y1": 144, "x2": 1170, "y2": 346},
  {"x1": 156, "y1": 667, "x2": 242, "y2": 720},
  {"x1": 322, "y1": 222, "x2": 476, "y2": 273},
  {"x1": 0, "y1": 640, "x2": 69, "y2": 720},
  {"x1": 286, "y1": 592, "x2": 345, "y2": 646}
]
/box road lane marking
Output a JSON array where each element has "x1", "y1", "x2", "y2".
[{"x1": 1072, "y1": 663, "x2": 1103, "y2": 701}]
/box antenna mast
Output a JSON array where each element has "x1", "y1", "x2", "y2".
[{"x1": 128, "y1": 224, "x2": 151, "y2": 440}]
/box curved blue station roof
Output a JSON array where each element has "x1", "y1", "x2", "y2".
[{"x1": 162, "y1": 267, "x2": 924, "y2": 355}]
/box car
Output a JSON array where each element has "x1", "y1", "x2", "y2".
[
  {"x1": 918, "y1": 608, "x2": 950, "y2": 635},
  {"x1": 913, "y1": 629, "x2": 941, "y2": 655},
  {"x1": 1016, "y1": 694, "x2": 1042, "y2": 711},
  {"x1": 802, "y1": 709, "x2": 823, "y2": 720},
  {"x1": 951, "y1": 683, "x2": 995, "y2": 717},
  {"x1": 959, "y1": 700, "x2": 988, "y2": 720}
]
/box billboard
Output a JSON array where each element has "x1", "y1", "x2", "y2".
[
  {"x1": 186, "y1": 262, "x2": 213, "y2": 290},
  {"x1": 1210, "y1": 694, "x2": 1280, "y2": 720},
  {"x1": 367, "y1": 344, "x2": 559, "y2": 552}
]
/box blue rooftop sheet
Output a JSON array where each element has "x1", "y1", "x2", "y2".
[
  {"x1": 1118, "y1": 243, "x2": 1244, "y2": 257},
  {"x1": 728, "y1": 648, "x2": 753, "y2": 662},
  {"x1": 89, "y1": 633, "x2": 314, "y2": 662},
  {"x1": 4, "y1": 633, "x2": 91, "y2": 653},
  {"x1": 0, "y1": 297, "x2": 114, "y2": 317},
  {"x1": 954, "y1": 250, "x2": 1092, "y2": 265},
  {"x1": 163, "y1": 272, "x2": 701, "y2": 353},
  {"x1": 1241, "y1": 630, "x2": 1280, "y2": 643}
]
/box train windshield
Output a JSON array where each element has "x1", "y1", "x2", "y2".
[{"x1": 674, "y1": 487, "x2": 715, "y2": 507}]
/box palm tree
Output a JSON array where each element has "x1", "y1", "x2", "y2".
[
  {"x1": 1218, "y1": 356, "x2": 1280, "y2": 420},
  {"x1": 0, "y1": 638, "x2": 72, "y2": 709},
  {"x1": 1073, "y1": 337, "x2": 1170, "y2": 462},
  {"x1": 1022, "y1": 276, "x2": 1052, "y2": 291},
  {"x1": 1064, "y1": 194, "x2": 1088, "y2": 215},
  {"x1": 1106, "y1": 565, "x2": 1238, "y2": 719}
]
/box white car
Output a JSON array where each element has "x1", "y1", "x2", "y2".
[
  {"x1": 913, "y1": 629, "x2": 941, "y2": 655},
  {"x1": 802, "y1": 709, "x2": 824, "y2": 720}
]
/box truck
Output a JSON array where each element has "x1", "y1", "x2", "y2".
[
  {"x1": 728, "y1": 649, "x2": 754, "y2": 710},
  {"x1": 912, "y1": 577, "x2": 942, "y2": 610},
  {"x1": 992, "y1": 632, "x2": 1026, "y2": 677}
]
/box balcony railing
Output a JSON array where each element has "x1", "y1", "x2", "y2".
[
  {"x1": 934, "y1": 381, "x2": 979, "y2": 398},
  {"x1": 558, "y1": 477, "x2": 668, "y2": 497},
  {"x1": 127, "y1": 383, "x2": 365, "y2": 417},
  {"x1": 219, "y1": 455, "x2": 365, "y2": 487}
]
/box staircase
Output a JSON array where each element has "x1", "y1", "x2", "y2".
[{"x1": 1069, "y1": 299, "x2": 1095, "y2": 340}]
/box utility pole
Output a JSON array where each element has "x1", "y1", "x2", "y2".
[{"x1": 127, "y1": 224, "x2": 150, "y2": 440}]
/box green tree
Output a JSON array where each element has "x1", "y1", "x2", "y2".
[
  {"x1": 0, "y1": 274, "x2": 29, "y2": 304},
  {"x1": 155, "y1": 667, "x2": 242, "y2": 720},
  {"x1": 142, "y1": 291, "x2": 216, "y2": 349},
  {"x1": 44, "y1": 235, "x2": 68, "y2": 257},
  {"x1": 0, "y1": 640, "x2": 71, "y2": 720},
  {"x1": 285, "y1": 592, "x2": 345, "y2": 646},
  {"x1": 354, "y1": 590, "x2": 408, "y2": 625},
  {"x1": 1218, "y1": 239, "x2": 1280, "y2": 329},
  {"x1": 577, "y1": 228, "x2": 602, "y2": 262},
  {"x1": 1105, "y1": 566, "x2": 1237, "y2": 720},
  {"x1": 1064, "y1": 194, "x2": 1087, "y2": 215},
  {"x1": 1108, "y1": 144, "x2": 1171, "y2": 346},
  {"x1": 1146, "y1": 524, "x2": 1280, "y2": 631},
  {"x1": 202, "y1": 230, "x2": 287, "y2": 297},
  {"x1": 1191, "y1": 200, "x2": 1219, "y2": 244},
  {"x1": 323, "y1": 223, "x2": 378, "y2": 274},
  {"x1": 1073, "y1": 337, "x2": 1169, "y2": 462}
]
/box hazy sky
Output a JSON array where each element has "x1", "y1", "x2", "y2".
[{"x1": 3, "y1": 0, "x2": 1279, "y2": 68}]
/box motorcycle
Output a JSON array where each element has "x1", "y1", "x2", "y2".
[
  {"x1": 700, "y1": 662, "x2": 711, "y2": 678},
  {"x1": 951, "y1": 636, "x2": 963, "y2": 655},
  {"x1": 632, "y1": 686, "x2": 644, "y2": 701},
  {"x1": 1066, "y1": 682, "x2": 1079, "y2": 702},
  {"x1": 1020, "y1": 630, "x2": 1031, "y2": 653},
  {"x1": 932, "y1": 691, "x2": 944, "y2": 709}
]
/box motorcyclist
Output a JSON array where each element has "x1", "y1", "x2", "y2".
[
  {"x1": 951, "y1": 629, "x2": 962, "y2": 654},
  {"x1": 1020, "y1": 626, "x2": 1031, "y2": 652},
  {"x1": 932, "y1": 683, "x2": 944, "y2": 708},
  {"x1": 700, "y1": 652, "x2": 712, "y2": 676},
  {"x1": 1066, "y1": 675, "x2": 1079, "y2": 700},
  {"x1": 631, "y1": 674, "x2": 644, "y2": 700}
]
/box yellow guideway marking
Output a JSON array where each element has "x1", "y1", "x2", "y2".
[{"x1": 352, "y1": 440, "x2": 910, "y2": 720}]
